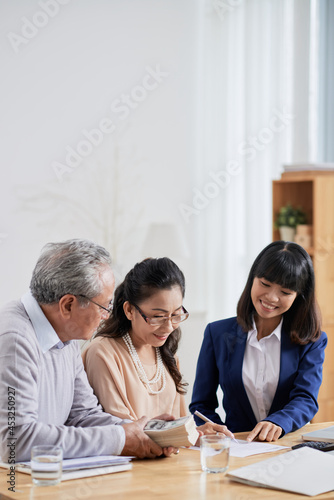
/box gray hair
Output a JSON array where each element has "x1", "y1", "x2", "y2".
[{"x1": 30, "y1": 239, "x2": 112, "y2": 304}]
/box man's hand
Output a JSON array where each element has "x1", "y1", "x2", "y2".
[
  {"x1": 246, "y1": 421, "x2": 282, "y2": 442},
  {"x1": 195, "y1": 422, "x2": 235, "y2": 446},
  {"x1": 121, "y1": 416, "x2": 163, "y2": 458},
  {"x1": 121, "y1": 416, "x2": 178, "y2": 458}
]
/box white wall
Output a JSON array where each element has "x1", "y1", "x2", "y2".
[
  {"x1": 0, "y1": 0, "x2": 203, "y2": 406},
  {"x1": 0, "y1": 0, "x2": 321, "y2": 412},
  {"x1": 0, "y1": 0, "x2": 199, "y2": 298}
]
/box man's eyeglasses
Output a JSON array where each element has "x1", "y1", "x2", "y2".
[
  {"x1": 78, "y1": 295, "x2": 113, "y2": 316},
  {"x1": 132, "y1": 303, "x2": 189, "y2": 326}
]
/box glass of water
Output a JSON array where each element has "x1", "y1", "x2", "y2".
[
  {"x1": 31, "y1": 445, "x2": 63, "y2": 486},
  {"x1": 200, "y1": 435, "x2": 230, "y2": 473}
]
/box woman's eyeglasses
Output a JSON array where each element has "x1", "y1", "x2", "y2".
[{"x1": 132, "y1": 303, "x2": 189, "y2": 326}]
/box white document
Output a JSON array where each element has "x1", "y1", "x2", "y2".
[
  {"x1": 227, "y1": 447, "x2": 334, "y2": 496},
  {"x1": 14, "y1": 454, "x2": 132, "y2": 471},
  {"x1": 58, "y1": 455, "x2": 132, "y2": 470},
  {"x1": 60, "y1": 463, "x2": 132, "y2": 480},
  {"x1": 229, "y1": 439, "x2": 288, "y2": 458},
  {"x1": 0, "y1": 455, "x2": 133, "y2": 481},
  {"x1": 188, "y1": 440, "x2": 288, "y2": 458}
]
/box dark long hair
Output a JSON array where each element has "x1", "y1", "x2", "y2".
[
  {"x1": 96, "y1": 257, "x2": 188, "y2": 394},
  {"x1": 237, "y1": 241, "x2": 321, "y2": 344}
]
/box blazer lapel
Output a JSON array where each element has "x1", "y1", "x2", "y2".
[
  {"x1": 270, "y1": 326, "x2": 295, "y2": 413},
  {"x1": 228, "y1": 324, "x2": 258, "y2": 427}
]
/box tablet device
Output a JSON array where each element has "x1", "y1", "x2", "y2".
[{"x1": 302, "y1": 425, "x2": 334, "y2": 443}]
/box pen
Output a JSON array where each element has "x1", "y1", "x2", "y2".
[{"x1": 194, "y1": 410, "x2": 238, "y2": 443}]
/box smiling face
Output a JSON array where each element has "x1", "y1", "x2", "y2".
[
  {"x1": 251, "y1": 277, "x2": 297, "y2": 327},
  {"x1": 124, "y1": 285, "x2": 184, "y2": 349}
]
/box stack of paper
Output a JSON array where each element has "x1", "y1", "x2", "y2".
[
  {"x1": 0, "y1": 455, "x2": 132, "y2": 481},
  {"x1": 60, "y1": 456, "x2": 131, "y2": 470},
  {"x1": 144, "y1": 416, "x2": 199, "y2": 447}
]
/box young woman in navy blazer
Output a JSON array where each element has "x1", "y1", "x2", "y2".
[{"x1": 190, "y1": 241, "x2": 327, "y2": 442}]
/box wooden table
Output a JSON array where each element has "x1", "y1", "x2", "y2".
[{"x1": 1, "y1": 422, "x2": 333, "y2": 500}]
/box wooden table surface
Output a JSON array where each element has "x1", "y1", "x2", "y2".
[{"x1": 1, "y1": 422, "x2": 333, "y2": 500}]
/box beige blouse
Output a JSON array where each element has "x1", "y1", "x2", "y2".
[{"x1": 82, "y1": 336, "x2": 187, "y2": 421}]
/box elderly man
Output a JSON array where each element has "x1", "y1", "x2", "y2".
[{"x1": 0, "y1": 239, "x2": 176, "y2": 462}]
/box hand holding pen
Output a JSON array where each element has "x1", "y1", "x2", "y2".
[{"x1": 194, "y1": 410, "x2": 238, "y2": 443}]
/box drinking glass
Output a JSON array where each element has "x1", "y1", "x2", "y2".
[
  {"x1": 31, "y1": 445, "x2": 63, "y2": 486},
  {"x1": 200, "y1": 435, "x2": 230, "y2": 473}
]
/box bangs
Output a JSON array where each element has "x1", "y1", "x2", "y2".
[{"x1": 254, "y1": 249, "x2": 307, "y2": 293}]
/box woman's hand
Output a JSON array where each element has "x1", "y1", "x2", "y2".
[
  {"x1": 162, "y1": 446, "x2": 179, "y2": 456},
  {"x1": 246, "y1": 421, "x2": 282, "y2": 442},
  {"x1": 195, "y1": 422, "x2": 235, "y2": 446}
]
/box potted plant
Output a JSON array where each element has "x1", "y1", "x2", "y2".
[{"x1": 275, "y1": 203, "x2": 307, "y2": 241}]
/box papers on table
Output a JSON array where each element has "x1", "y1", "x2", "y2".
[
  {"x1": 230, "y1": 439, "x2": 288, "y2": 457},
  {"x1": 58, "y1": 455, "x2": 132, "y2": 470},
  {"x1": 227, "y1": 446, "x2": 334, "y2": 496},
  {"x1": 189, "y1": 439, "x2": 288, "y2": 458},
  {"x1": 0, "y1": 455, "x2": 133, "y2": 481}
]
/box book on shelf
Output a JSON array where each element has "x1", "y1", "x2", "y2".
[
  {"x1": 0, "y1": 455, "x2": 132, "y2": 481},
  {"x1": 283, "y1": 163, "x2": 334, "y2": 172},
  {"x1": 144, "y1": 415, "x2": 199, "y2": 447}
]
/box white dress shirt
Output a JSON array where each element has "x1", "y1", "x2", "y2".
[
  {"x1": 21, "y1": 292, "x2": 68, "y2": 351},
  {"x1": 242, "y1": 319, "x2": 282, "y2": 422}
]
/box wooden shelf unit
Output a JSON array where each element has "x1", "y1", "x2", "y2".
[{"x1": 273, "y1": 170, "x2": 334, "y2": 422}]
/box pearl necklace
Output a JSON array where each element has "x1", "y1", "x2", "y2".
[{"x1": 123, "y1": 333, "x2": 166, "y2": 395}]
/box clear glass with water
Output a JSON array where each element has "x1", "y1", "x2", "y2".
[
  {"x1": 200, "y1": 435, "x2": 230, "y2": 473},
  {"x1": 31, "y1": 445, "x2": 63, "y2": 486}
]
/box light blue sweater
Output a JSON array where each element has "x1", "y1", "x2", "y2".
[{"x1": 0, "y1": 293, "x2": 126, "y2": 461}]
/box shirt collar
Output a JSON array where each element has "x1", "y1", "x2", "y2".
[
  {"x1": 21, "y1": 291, "x2": 67, "y2": 353},
  {"x1": 248, "y1": 317, "x2": 283, "y2": 342}
]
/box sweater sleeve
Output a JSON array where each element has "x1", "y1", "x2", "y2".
[{"x1": 0, "y1": 331, "x2": 126, "y2": 462}]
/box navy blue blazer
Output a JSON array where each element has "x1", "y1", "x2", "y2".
[{"x1": 190, "y1": 317, "x2": 327, "y2": 435}]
